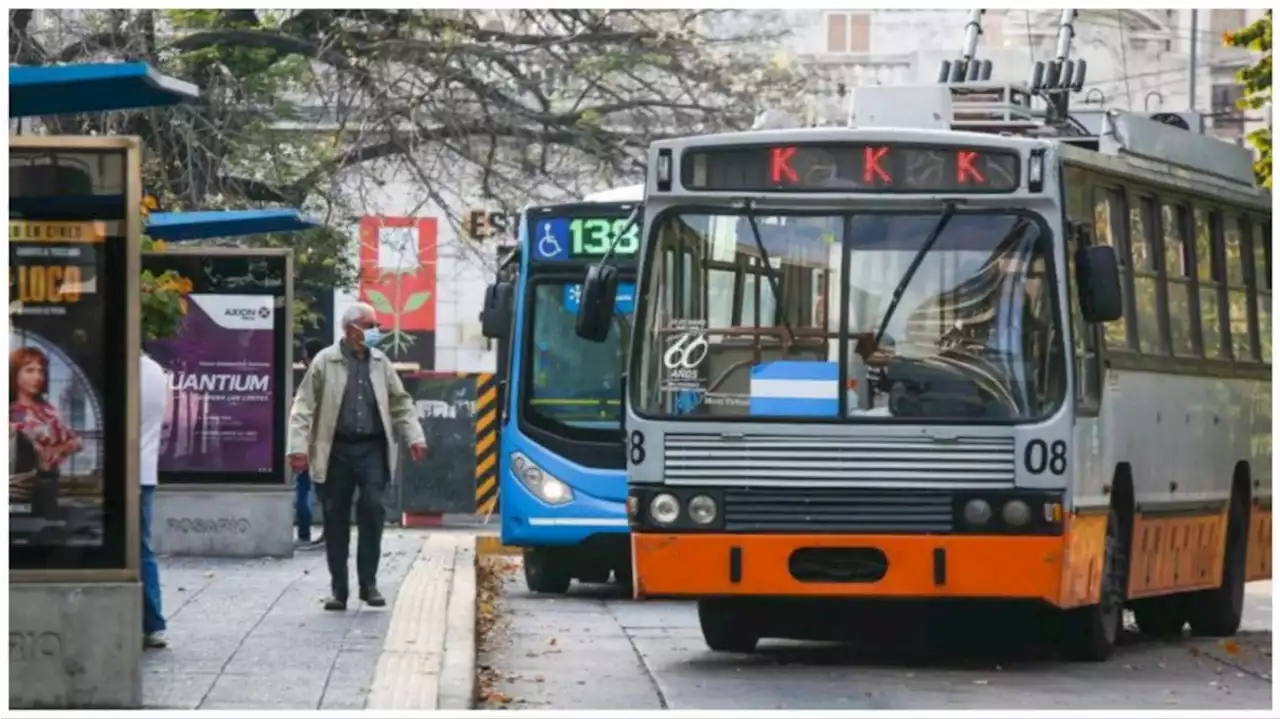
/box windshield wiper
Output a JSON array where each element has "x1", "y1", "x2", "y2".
[
  {"x1": 868, "y1": 202, "x2": 958, "y2": 352},
  {"x1": 741, "y1": 200, "x2": 796, "y2": 346},
  {"x1": 598, "y1": 205, "x2": 641, "y2": 266}
]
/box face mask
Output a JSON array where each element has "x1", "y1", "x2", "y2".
[{"x1": 362, "y1": 327, "x2": 383, "y2": 347}]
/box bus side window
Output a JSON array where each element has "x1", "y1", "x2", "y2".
[
  {"x1": 1092, "y1": 187, "x2": 1131, "y2": 350},
  {"x1": 1162, "y1": 202, "x2": 1197, "y2": 356},
  {"x1": 1129, "y1": 196, "x2": 1165, "y2": 354},
  {"x1": 1224, "y1": 215, "x2": 1251, "y2": 361},
  {"x1": 1194, "y1": 207, "x2": 1228, "y2": 359},
  {"x1": 1256, "y1": 221, "x2": 1272, "y2": 362}
]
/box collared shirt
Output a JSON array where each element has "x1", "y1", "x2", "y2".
[{"x1": 335, "y1": 340, "x2": 383, "y2": 440}]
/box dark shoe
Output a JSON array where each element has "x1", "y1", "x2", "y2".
[
  {"x1": 323, "y1": 596, "x2": 347, "y2": 611},
  {"x1": 359, "y1": 587, "x2": 386, "y2": 607}
]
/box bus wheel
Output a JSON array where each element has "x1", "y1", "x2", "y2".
[
  {"x1": 697, "y1": 599, "x2": 760, "y2": 653},
  {"x1": 1061, "y1": 506, "x2": 1127, "y2": 661},
  {"x1": 523, "y1": 548, "x2": 571, "y2": 595},
  {"x1": 1187, "y1": 491, "x2": 1248, "y2": 637},
  {"x1": 1132, "y1": 596, "x2": 1186, "y2": 638}
]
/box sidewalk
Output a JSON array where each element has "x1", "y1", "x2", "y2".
[{"x1": 142, "y1": 530, "x2": 477, "y2": 710}]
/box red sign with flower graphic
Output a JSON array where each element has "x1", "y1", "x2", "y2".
[{"x1": 357, "y1": 216, "x2": 437, "y2": 365}]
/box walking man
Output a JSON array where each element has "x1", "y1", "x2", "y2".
[
  {"x1": 294, "y1": 338, "x2": 326, "y2": 549},
  {"x1": 139, "y1": 350, "x2": 169, "y2": 647},
  {"x1": 287, "y1": 303, "x2": 426, "y2": 610}
]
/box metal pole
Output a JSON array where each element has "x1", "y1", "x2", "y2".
[{"x1": 1189, "y1": 10, "x2": 1199, "y2": 110}]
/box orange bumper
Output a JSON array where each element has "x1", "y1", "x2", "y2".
[{"x1": 632, "y1": 532, "x2": 1067, "y2": 605}]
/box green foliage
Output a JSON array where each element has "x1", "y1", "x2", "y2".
[
  {"x1": 1224, "y1": 11, "x2": 1272, "y2": 189},
  {"x1": 10, "y1": 9, "x2": 801, "y2": 344},
  {"x1": 138, "y1": 236, "x2": 194, "y2": 341}
]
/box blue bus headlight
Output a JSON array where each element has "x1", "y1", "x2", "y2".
[{"x1": 510, "y1": 452, "x2": 573, "y2": 505}]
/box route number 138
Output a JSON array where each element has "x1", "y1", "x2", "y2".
[{"x1": 569, "y1": 218, "x2": 639, "y2": 256}]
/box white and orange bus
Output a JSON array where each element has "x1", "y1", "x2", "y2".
[{"x1": 574, "y1": 82, "x2": 1271, "y2": 661}]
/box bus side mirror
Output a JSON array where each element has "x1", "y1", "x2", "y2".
[
  {"x1": 480, "y1": 282, "x2": 514, "y2": 339},
  {"x1": 1075, "y1": 244, "x2": 1123, "y2": 324},
  {"x1": 575, "y1": 263, "x2": 618, "y2": 343}
]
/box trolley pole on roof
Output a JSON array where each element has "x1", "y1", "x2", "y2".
[{"x1": 938, "y1": 9, "x2": 993, "y2": 84}]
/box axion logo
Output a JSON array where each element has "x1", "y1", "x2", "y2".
[{"x1": 224, "y1": 307, "x2": 266, "y2": 320}]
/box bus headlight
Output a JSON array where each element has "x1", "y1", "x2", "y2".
[
  {"x1": 510, "y1": 452, "x2": 573, "y2": 505},
  {"x1": 1002, "y1": 499, "x2": 1031, "y2": 528},
  {"x1": 649, "y1": 493, "x2": 680, "y2": 525},
  {"x1": 963, "y1": 498, "x2": 992, "y2": 527},
  {"x1": 688, "y1": 495, "x2": 718, "y2": 524}
]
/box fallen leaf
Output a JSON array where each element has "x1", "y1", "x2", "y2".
[
  {"x1": 547, "y1": 637, "x2": 558, "y2": 647},
  {"x1": 1188, "y1": 646, "x2": 1202, "y2": 658},
  {"x1": 1221, "y1": 639, "x2": 1240, "y2": 656}
]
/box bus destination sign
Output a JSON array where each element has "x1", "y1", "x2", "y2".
[
  {"x1": 680, "y1": 143, "x2": 1021, "y2": 193},
  {"x1": 529, "y1": 214, "x2": 641, "y2": 261}
]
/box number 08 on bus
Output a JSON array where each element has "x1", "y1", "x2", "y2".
[{"x1": 574, "y1": 83, "x2": 1271, "y2": 662}]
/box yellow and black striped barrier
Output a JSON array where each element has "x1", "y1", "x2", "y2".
[{"x1": 474, "y1": 372, "x2": 500, "y2": 515}]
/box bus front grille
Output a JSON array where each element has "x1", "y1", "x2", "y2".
[
  {"x1": 662, "y1": 433, "x2": 1016, "y2": 489},
  {"x1": 722, "y1": 487, "x2": 955, "y2": 533}
]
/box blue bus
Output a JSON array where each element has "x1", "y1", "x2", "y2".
[{"x1": 480, "y1": 186, "x2": 642, "y2": 594}]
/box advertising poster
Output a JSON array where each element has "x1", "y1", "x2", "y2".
[
  {"x1": 357, "y1": 216, "x2": 438, "y2": 368},
  {"x1": 9, "y1": 219, "x2": 110, "y2": 551},
  {"x1": 147, "y1": 294, "x2": 276, "y2": 475},
  {"x1": 142, "y1": 252, "x2": 289, "y2": 485},
  {"x1": 10, "y1": 141, "x2": 136, "y2": 573}
]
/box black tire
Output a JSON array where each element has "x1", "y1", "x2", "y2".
[
  {"x1": 697, "y1": 599, "x2": 760, "y2": 653},
  {"x1": 523, "y1": 547, "x2": 571, "y2": 595},
  {"x1": 1131, "y1": 596, "x2": 1186, "y2": 638},
  {"x1": 1187, "y1": 491, "x2": 1248, "y2": 637},
  {"x1": 1060, "y1": 506, "x2": 1128, "y2": 662}
]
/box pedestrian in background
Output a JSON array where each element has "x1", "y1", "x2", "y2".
[
  {"x1": 139, "y1": 351, "x2": 169, "y2": 648},
  {"x1": 287, "y1": 303, "x2": 426, "y2": 610},
  {"x1": 294, "y1": 338, "x2": 327, "y2": 549}
]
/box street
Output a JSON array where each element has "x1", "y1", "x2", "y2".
[{"x1": 478, "y1": 562, "x2": 1272, "y2": 710}]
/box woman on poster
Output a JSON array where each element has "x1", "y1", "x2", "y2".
[{"x1": 10, "y1": 346, "x2": 82, "y2": 520}]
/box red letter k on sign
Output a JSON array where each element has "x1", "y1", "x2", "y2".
[{"x1": 770, "y1": 146, "x2": 799, "y2": 184}]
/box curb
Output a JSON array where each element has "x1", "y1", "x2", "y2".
[
  {"x1": 367, "y1": 534, "x2": 477, "y2": 710},
  {"x1": 437, "y1": 539, "x2": 477, "y2": 710},
  {"x1": 476, "y1": 535, "x2": 522, "y2": 557}
]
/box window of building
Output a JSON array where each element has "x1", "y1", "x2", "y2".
[{"x1": 825, "y1": 12, "x2": 871, "y2": 54}]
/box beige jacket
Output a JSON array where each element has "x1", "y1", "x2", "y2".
[{"x1": 287, "y1": 341, "x2": 425, "y2": 484}]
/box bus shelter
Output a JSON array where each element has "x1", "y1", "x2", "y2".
[{"x1": 8, "y1": 60, "x2": 310, "y2": 709}]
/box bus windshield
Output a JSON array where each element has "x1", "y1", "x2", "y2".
[
  {"x1": 525, "y1": 280, "x2": 633, "y2": 433},
  {"x1": 634, "y1": 209, "x2": 1067, "y2": 422}
]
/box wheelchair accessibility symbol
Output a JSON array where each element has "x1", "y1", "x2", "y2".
[{"x1": 537, "y1": 222, "x2": 563, "y2": 259}]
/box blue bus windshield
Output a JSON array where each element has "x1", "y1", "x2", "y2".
[{"x1": 527, "y1": 281, "x2": 633, "y2": 431}]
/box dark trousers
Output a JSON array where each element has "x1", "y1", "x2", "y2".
[
  {"x1": 322, "y1": 437, "x2": 388, "y2": 598},
  {"x1": 294, "y1": 469, "x2": 313, "y2": 541}
]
